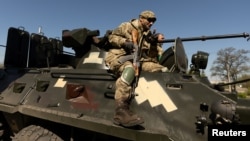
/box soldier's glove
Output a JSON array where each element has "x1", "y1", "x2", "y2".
[
  {"x1": 123, "y1": 41, "x2": 134, "y2": 53},
  {"x1": 145, "y1": 33, "x2": 159, "y2": 44},
  {"x1": 97, "y1": 30, "x2": 112, "y2": 49},
  {"x1": 104, "y1": 30, "x2": 112, "y2": 38}
]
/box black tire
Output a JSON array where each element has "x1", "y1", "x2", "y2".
[
  {"x1": 0, "y1": 114, "x2": 12, "y2": 141},
  {"x1": 12, "y1": 125, "x2": 63, "y2": 141}
]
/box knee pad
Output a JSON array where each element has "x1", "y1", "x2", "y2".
[{"x1": 121, "y1": 65, "x2": 135, "y2": 85}]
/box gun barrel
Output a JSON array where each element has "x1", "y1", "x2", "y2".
[
  {"x1": 160, "y1": 32, "x2": 250, "y2": 43},
  {"x1": 88, "y1": 30, "x2": 100, "y2": 37},
  {"x1": 216, "y1": 78, "x2": 250, "y2": 86}
]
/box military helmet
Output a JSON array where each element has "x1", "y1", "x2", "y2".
[{"x1": 140, "y1": 10, "x2": 156, "y2": 21}]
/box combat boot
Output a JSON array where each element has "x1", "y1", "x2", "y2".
[{"x1": 113, "y1": 100, "x2": 144, "y2": 127}]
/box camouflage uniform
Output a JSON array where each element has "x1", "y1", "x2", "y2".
[{"x1": 104, "y1": 10, "x2": 168, "y2": 127}]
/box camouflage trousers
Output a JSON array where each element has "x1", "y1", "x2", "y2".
[
  {"x1": 106, "y1": 58, "x2": 164, "y2": 101},
  {"x1": 105, "y1": 51, "x2": 166, "y2": 101},
  {"x1": 115, "y1": 61, "x2": 165, "y2": 100}
]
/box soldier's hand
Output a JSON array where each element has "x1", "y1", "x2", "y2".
[
  {"x1": 146, "y1": 33, "x2": 165, "y2": 43},
  {"x1": 146, "y1": 33, "x2": 158, "y2": 43},
  {"x1": 123, "y1": 41, "x2": 134, "y2": 53},
  {"x1": 104, "y1": 30, "x2": 112, "y2": 38}
]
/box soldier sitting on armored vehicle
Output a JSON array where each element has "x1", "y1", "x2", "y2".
[{"x1": 104, "y1": 10, "x2": 168, "y2": 127}]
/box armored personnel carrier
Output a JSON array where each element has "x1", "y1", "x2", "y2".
[{"x1": 0, "y1": 26, "x2": 249, "y2": 141}]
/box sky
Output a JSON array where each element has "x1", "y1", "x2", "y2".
[{"x1": 0, "y1": 0, "x2": 250, "y2": 81}]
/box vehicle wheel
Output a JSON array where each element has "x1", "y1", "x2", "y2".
[
  {"x1": 0, "y1": 117, "x2": 12, "y2": 141},
  {"x1": 0, "y1": 122, "x2": 5, "y2": 141},
  {"x1": 11, "y1": 125, "x2": 63, "y2": 141}
]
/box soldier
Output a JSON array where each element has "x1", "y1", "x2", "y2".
[{"x1": 104, "y1": 10, "x2": 168, "y2": 127}]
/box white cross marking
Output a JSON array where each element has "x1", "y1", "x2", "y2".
[
  {"x1": 135, "y1": 77, "x2": 178, "y2": 112},
  {"x1": 83, "y1": 52, "x2": 103, "y2": 64},
  {"x1": 54, "y1": 78, "x2": 67, "y2": 88}
]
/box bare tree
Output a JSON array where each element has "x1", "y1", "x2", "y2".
[{"x1": 210, "y1": 47, "x2": 250, "y2": 91}]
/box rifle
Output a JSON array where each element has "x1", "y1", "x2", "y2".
[{"x1": 129, "y1": 30, "x2": 144, "y2": 100}]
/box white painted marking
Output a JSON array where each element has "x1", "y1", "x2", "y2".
[
  {"x1": 135, "y1": 77, "x2": 178, "y2": 112},
  {"x1": 83, "y1": 52, "x2": 103, "y2": 64},
  {"x1": 54, "y1": 78, "x2": 66, "y2": 88},
  {"x1": 134, "y1": 79, "x2": 147, "y2": 104}
]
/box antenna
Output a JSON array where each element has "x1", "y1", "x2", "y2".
[{"x1": 38, "y1": 26, "x2": 44, "y2": 35}]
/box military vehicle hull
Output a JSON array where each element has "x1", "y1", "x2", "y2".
[{"x1": 0, "y1": 67, "x2": 245, "y2": 141}]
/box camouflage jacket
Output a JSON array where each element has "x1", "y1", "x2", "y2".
[{"x1": 108, "y1": 19, "x2": 162, "y2": 62}]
